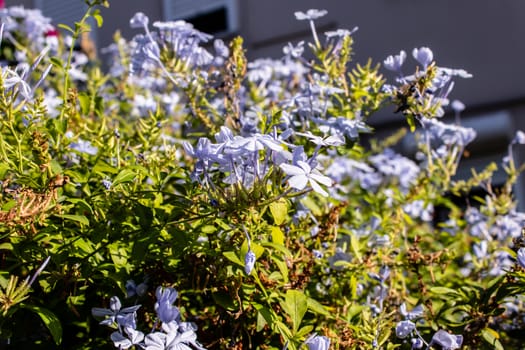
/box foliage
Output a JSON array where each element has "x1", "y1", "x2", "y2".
[{"x1": 0, "y1": 3, "x2": 525, "y2": 350}]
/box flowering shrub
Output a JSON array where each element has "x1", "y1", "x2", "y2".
[{"x1": 1, "y1": 1, "x2": 525, "y2": 349}]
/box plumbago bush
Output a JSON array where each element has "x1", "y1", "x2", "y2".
[{"x1": 3, "y1": 2, "x2": 525, "y2": 349}]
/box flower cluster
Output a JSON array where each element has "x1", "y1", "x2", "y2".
[
  {"x1": 2, "y1": 3, "x2": 525, "y2": 350},
  {"x1": 92, "y1": 287, "x2": 205, "y2": 350}
]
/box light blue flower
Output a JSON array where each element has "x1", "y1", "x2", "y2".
[
  {"x1": 403, "y1": 200, "x2": 433, "y2": 222},
  {"x1": 91, "y1": 296, "x2": 141, "y2": 328},
  {"x1": 294, "y1": 9, "x2": 328, "y2": 21},
  {"x1": 126, "y1": 279, "x2": 148, "y2": 298},
  {"x1": 451, "y1": 99, "x2": 465, "y2": 113},
  {"x1": 244, "y1": 250, "x2": 256, "y2": 275},
  {"x1": 296, "y1": 131, "x2": 345, "y2": 147},
  {"x1": 280, "y1": 159, "x2": 333, "y2": 197},
  {"x1": 400, "y1": 303, "x2": 424, "y2": 320},
  {"x1": 2, "y1": 66, "x2": 32, "y2": 100},
  {"x1": 155, "y1": 287, "x2": 181, "y2": 324},
  {"x1": 304, "y1": 334, "x2": 330, "y2": 350},
  {"x1": 130, "y1": 12, "x2": 149, "y2": 29},
  {"x1": 383, "y1": 50, "x2": 406, "y2": 73},
  {"x1": 512, "y1": 130, "x2": 525, "y2": 145},
  {"x1": 412, "y1": 47, "x2": 433, "y2": 69},
  {"x1": 411, "y1": 337, "x2": 424, "y2": 349},
  {"x1": 429, "y1": 330, "x2": 463, "y2": 350},
  {"x1": 283, "y1": 41, "x2": 305, "y2": 58},
  {"x1": 102, "y1": 179, "x2": 112, "y2": 190},
  {"x1": 517, "y1": 247, "x2": 525, "y2": 269},
  {"x1": 395, "y1": 320, "x2": 416, "y2": 339},
  {"x1": 110, "y1": 327, "x2": 144, "y2": 349},
  {"x1": 144, "y1": 321, "x2": 206, "y2": 350},
  {"x1": 70, "y1": 138, "x2": 98, "y2": 156}
]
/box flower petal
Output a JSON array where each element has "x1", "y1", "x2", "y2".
[
  {"x1": 288, "y1": 175, "x2": 308, "y2": 190},
  {"x1": 280, "y1": 163, "x2": 305, "y2": 176}
]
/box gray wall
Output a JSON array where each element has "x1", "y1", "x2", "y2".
[{"x1": 239, "y1": 0, "x2": 525, "y2": 112}]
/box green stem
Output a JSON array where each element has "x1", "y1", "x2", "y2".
[{"x1": 59, "y1": 5, "x2": 95, "y2": 121}]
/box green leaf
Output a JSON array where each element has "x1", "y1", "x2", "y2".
[
  {"x1": 49, "y1": 57, "x2": 64, "y2": 71},
  {"x1": 269, "y1": 199, "x2": 288, "y2": 225},
  {"x1": 429, "y1": 286, "x2": 461, "y2": 298},
  {"x1": 21, "y1": 304, "x2": 62, "y2": 345},
  {"x1": 307, "y1": 297, "x2": 330, "y2": 316},
  {"x1": 201, "y1": 225, "x2": 216, "y2": 234},
  {"x1": 0, "y1": 242, "x2": 13, "y2": 251},
  {"x1": 212, "y1": 291, "x2": 236, "y2": 311},
  {"x1": 0, "y1": 162, "x2": 9, "y2": 178},
  {"x1": 223, "y1": 251, "x2": 243, "y2": 266},
  {"x1": 57, "y1": 23, "x2": 74, "y2": 34},
  {"x1": 270, "y1": 226, "x2": 284, "y2": 246},
  {"x1": 296, "y1": 325, "x2": 314, "y2": 338},
  {"x1": 109, "y1": 242, "x2": 130, "y2": 271},
  {"x1": 481, "y1": 328, "x2": 504, "y2": 350},
  {"x1": 281, "y1": 289, "x2": 308, "y2": 334},
  {"x1": 273, "y1": 257, "x2": 289, "y2": 284},
  {"x1": 94, "y1": 96, "x2": 104, "y2": 116},
  {"x1": 93, "y1": 160, "x2": 119, "y2": 175},
  {"x1": 255, "y1": 305, "x2": 274, "y2": 331},
  {"x1": 349, "y1": 233, "x2": 362, "y2": 262},
  {"x1": 112, "y1": 169, "x2": 137, "y2": 186},
  {"x1": 73, "y1": 237, "x2": 95, "y2": 254},
  {"x1": 261, "y1": 242, "x2": 292, "y2": 257},
  {"x1": 274, "y1": 320, "x2": 293, "y2": 340},
  {"x1": 92, "y1": 9, "x2": 104, "y2": 27},
  {"x1": 65, "y1": 198, "x2": 94, "y2": 215},
  {"x1": 49, "y1": 159, "x2": 63, "y2": 176},
  {"x1": 78, "y1": 92, "x2": 90, "y2": 115},
  {"x1": 256, "y1": 310, "x2": 268, "y2": 332},
  {"x1": 54, "y1": 214, "x2": 89, "y2": 226},
  {"x1": 406, "y1": 114, "x2": 416, "y2": 132}
]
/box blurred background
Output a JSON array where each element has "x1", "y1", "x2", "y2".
[{"x1": 5, "y1": 0, "x2": 525, "y2": 206}]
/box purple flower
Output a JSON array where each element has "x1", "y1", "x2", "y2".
[
  {"x1": 144, "y1": 321, "x2": 206, "y2": 350},
  {"x1": 126, "y1": 279, "x2": 148, "y2": 298},
  {"x1": 130, "y1": 12, "x2": 149, "y2": 29},
  {"x1": 304, "y1": 334, "x2": 330, "y2": 350},
  {"x1": 429, "y1": 330, "x2": 463, "y2": 350},
  {"x1": 411, "y1": 338, "x2": 424, "y2": 349},
  {"x1": 280, "y1": 159, "x2": 333, "y2": 197},
  {"x1": 395, "y1": 320, "x2": 416, "y2": 339},
  {"x1": 68, "y1": 138, "x2": 98, "y2": 156},
  {"x1": 244, "y1": 250, "x2": 256, "y2": 275},
  {"x1": 91, "y1": 296, "x2": 140, "y2": 328},
  {"x1": 384, "y1": 50, "x2": 407, "y2": 73},
  {"x1": 403, "y1": 200, "x2": 433, "y2": 222},
  {"x1": 512, "y1": 130, "x2": 525, "y2": 145},
  {"x1": 283, "y1": 41, "x2": 305, "y2": 58},
  {"x1": 451, "y1": 100, "x2": 465, "y2": 113},
  {"x1": 102, "y1": 179, "x2": 112, "y2": 190},
  {"x1": 400, "y1": 303, "x2": 424, "y2": 320},
  {"x1": 517, "y1": 247, "x2": 525, "y2": 268},
  {"x1": 110, "y1": 327, "x2": 144, "y2": 349},
  {"x1": 296, "y1": 131, "x2": 345, "y2": 147},
  {"x1": 294, "y1": 9, "x2": 328, "y2": 21},
  {"x1": 412, "y1": 47, "x2": 433, "y2": 69},
  {"x1": 155, "y1": 287, "x2": 181, "y2": 324}
]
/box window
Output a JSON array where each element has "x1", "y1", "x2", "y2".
[{"x1": 163, "y1": 0, "x2": 238, "y2": 35}]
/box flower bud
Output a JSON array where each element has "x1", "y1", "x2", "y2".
[{"x1": 244, "y1": 250, "x2": 256, "y2": 275}]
